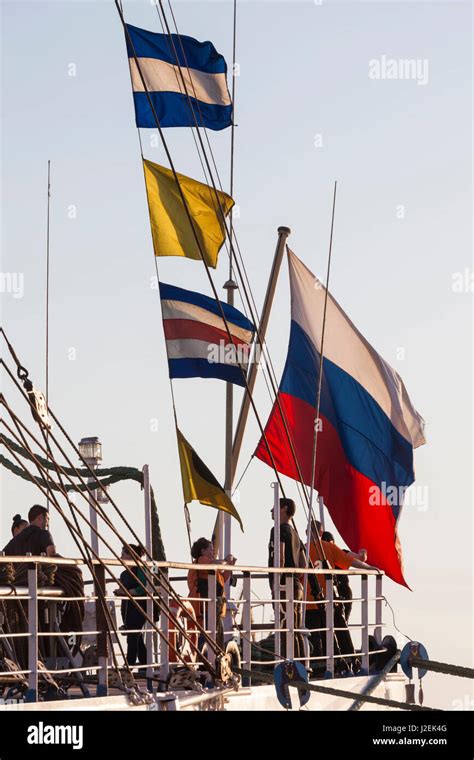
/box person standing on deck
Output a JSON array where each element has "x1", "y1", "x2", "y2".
[
  {"x1": 187, "y1": 537, "x2": 236, "y2": 650},
  {"x1": 268, "y1": 498, "x2": 306, "y2": 661},
  {"x1": 115, "y1": 544, "x2": 148, "y2": 670},
  {"x1": 3, "y1": 505, "x2": 56, "y2": 556}
]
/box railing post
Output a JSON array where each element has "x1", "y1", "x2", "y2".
[
  {"x1": 159, "y1": 572, "x2": 169, "y2": 688},
  {"x1": 285, "y1": 575, "x2": 294, "y2": 661},
  {"x1": 142, "y1": 465, "x2": 154, "y2": 691},
  {"x1": 145, "y1": 579, "x2": 154, "y2": 691},
  {"x1": 26, "y1": 565, "x2": 38, "y2": 703},
  {"x1": 94, "y1": 563, "x2": 109, "y2": 696},
  {"x1": 301, "y1": 577, "x2": 311, "y2": 669},
  {"x1": 361, "y1": 574, "x2": 370, "y2": 675},
  {"x1": 273, "y1": 574, "x2": 281, "y2": 663},
  {"x1": 325, "y1": 577, "x2": 334, "y2": 679},
  {"x1": 242, "y1": 572, "x2": 251, "y2": 686},
  {"x1": 272, "y1": 482, "x2": 281, "y2": 664},
  {"x1": 374, "y1": 574, "x2": 383, "y2": 644},
  {"x1": 207, "y1": 570, "x2": 217, "y2": 670},
  {"x1": 49, "y1": 600, "x2": 57, "y2": 662}
]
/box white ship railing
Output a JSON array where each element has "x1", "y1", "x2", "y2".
[{"x1": 0, "y1": 556, "x2": 388, "y2": 702}]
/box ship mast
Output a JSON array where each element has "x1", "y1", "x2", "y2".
[{"x1": 231, "y1": 226, "x2": 291, "y2": 485}]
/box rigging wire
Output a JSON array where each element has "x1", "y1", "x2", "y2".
[
  {"x1": 1, "y1": 339, "x2": 408, "y2": 682},
  {"x1": 0, "y1": 345, "x2": 223, "y2": 666},
  {"x1": 2, "y1": 411, "x2": 129, "y2": 677},
  {"x1": 151, "y1": 0, "x2": 321, "y2": 528},
  {"x1": 115, "y1": 3, "x2": 288, "y2": 502},
  {"x1": 0, "y1": 407, "x2": 217, "y2": 672},
  {"x1": 134, "y1": 69, "x2": 215, "y2": 548},
  {"x1": 381, "y1": 595, "x2": 414, "y2": 643},
  {"x1": 124, "y1": 4, "x2": 311, "y2": 540},
  {"x1": 119, "y1": 2, "x2": 316, "y2": 531},
  {"x1": 0, "y1": 411, "x2": 217, "y2": 670},
  {"x1": 45, "y1": 159, "x2": 51, "y2": 510},
  {"x1": 307, "y1": 182, "x2": 337, "y2": 516},
  {"x1": 231, "y1": 454, "x2": 252, "y2": 497}
]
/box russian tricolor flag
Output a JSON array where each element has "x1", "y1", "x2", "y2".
[
  {"x1": 125, "y1": 24, "x2": 232, "y2": 130},
  {"x1": 160, "y1": 282, "x2": 255, "y2": 386},
  {"x1": 255, "y1": 250, "x2": 425, "y2": 586}
]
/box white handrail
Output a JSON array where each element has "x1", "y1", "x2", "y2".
[{"x1": 0, "y1": 554, "x2": 388, "y2": 704}]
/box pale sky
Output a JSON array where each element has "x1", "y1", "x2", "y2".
[{"x1": 1, "y1": 0, "x2": 472, "y2": 710}]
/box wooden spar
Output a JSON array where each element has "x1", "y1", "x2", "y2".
[{"x1": 230, "y1": 225, "x2": 291, "y2": 486}]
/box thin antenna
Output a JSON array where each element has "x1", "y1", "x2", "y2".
[
  {"x1": 307, "y1": 180, "x2": 338, "y2": 520},
  {"x1": 229, "y1": 0, "x2": 237, "y2": 278},
  {"x1": 45, "y1": 159, "x2": 51, "y2": 506},
  {"x1": 45, "y1": 159, "x2": 51, "y2": 407}
]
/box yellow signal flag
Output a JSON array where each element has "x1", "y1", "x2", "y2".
[
  {"x1": 177, "y1": 428, "x2": 243, "y2": 531},
  {"x1": 143, "y1": 159, "x2": 234, "y2": 269}
]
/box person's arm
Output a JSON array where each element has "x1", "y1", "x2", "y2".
[
  {"x1": 41, "y1": 531, "x2": 56, "y2": 557},
  {"x1": 221, "y1": 554, "x2": 236, "y2": 582},
  {"x1": 347, "y1": 549, "x2": 368, "y2": 562},
  {"x1": 350, "y1": 557, "x2": 380, "y2": 572},
  {"x1": 347, "y1": 550, "x2": 360, "y2": 560}
]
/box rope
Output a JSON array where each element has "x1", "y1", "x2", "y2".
[
  {"x1": 233, "y1": 666, "x2": 437, "y2": 711},
  {"x1": 1, "y1": 320, "x2": 227, "y2": 677},
  {"x1": 3, "y1": 414, "x2": 131, "y2": 679},
  {"x1": 1, "y1": 426, "x2": 217, "y2": 675},
  {"x1": 410, "y1": 657, "x2": 474, "y2": 680},
  {"x1": 0, "y1": 379, "x2": 223, "y2": 673},
  {"x1": 0, "y1": 365, "x2": 219, "y2": 670},
  {"x1": 381, "y1": 595, "x2": 414, "y2": 642},
  {"x1": 36, "y1": 423, "x2": 129, "y2": 679},
  {"x1": 0, "y1": 432, "x2": 166, "y2": 561},
  {"x1": 1, "y1": 342, "x2": 154, "y2": 549}
]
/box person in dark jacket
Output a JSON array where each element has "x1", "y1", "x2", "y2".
[
  {"x1": 268, "y1": 498, "x2": 306, "y2": 660},
  {"x1": 116, "y1": 544, "x2": 147, "y2": 668},
  {"x1": 3, "y1": 505, "x2": 56, "y2": 556}
]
